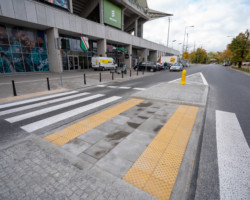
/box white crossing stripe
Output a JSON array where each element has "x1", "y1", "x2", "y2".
[
  {"x1": 108, "y1": 86, "x2": 118, "y2": 88},
  {"x1": 0, "y1": 93, "x2": 90, "y2": 116},
  {"x1": 200, "y1": 72, "x2": 208, "y2": 85},
  {"x1": 0, "y1": 91, "x2": 77, "y2": 109},
  {"x1": 97, "y1": 85, "x2": 106, "y2": 87},
  {"x1": 133, "y1": 88, "x2": 146, "y2": 91},
  {"x1": 21, "y1": 96, "x2": 122, "y2": 132},
  {"x1": 6, "y1": 94, "x2": 104, "y2": 123},
  {"x1": 119, "y1": 87, "x2": 131, "y2": 89},
  {"x1": 216, "y1": 110, "x2": 250, "y2": 200}
]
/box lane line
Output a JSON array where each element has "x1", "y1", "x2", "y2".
[
  {"x1": 123, "y1": 105, "x2": 199, "y2": 200},
  {"x1": 6, "y1": 94, "x2": 104, "y2": 123},
  {"x1": 0, "y1": 93, "x2": 90, "y2": 116},
  {"x1": 108, "y1": 86, "x2": 118, "y2": 88},
  {"x1": 97, "y1": 85, "x2": 106, "y2": 87},
  {"x1": 44, "y1": 98, "x2": 144, "y2": 146},
  {"x1": 21, "y1": 96, "x2": 122, "y2": 133},
  {"x1": 133, "y1": 88, "x2": 146, "y2": 91},
  {"x1": 200, "y1": 72, "x2": 208, "y2": 85},
  {"x1": 119, "y1": 87, "x2": 131, "y2": 89},
  {"x1": 216, "y1": 110, "x2": 250, "y2": 199},
  {"x1": 0, "y1": 91, "x2": 77, "y2": 109}
]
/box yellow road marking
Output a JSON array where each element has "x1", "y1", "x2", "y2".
[
  {"x1": 123, "y1": 105, "x2": 199, "y2": 200},
  {"x1": 44, "y1": 98, "x2": 144, "y2": 146}
]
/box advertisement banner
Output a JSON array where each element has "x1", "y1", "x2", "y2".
[
  {"x1": 44, "y1": 0, "x2": 69, "y2": 9},
  {"x1": 104, "y1": 0, "x2": 122, "y2": 29}
]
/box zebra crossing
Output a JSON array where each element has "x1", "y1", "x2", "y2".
[
  {"x1": 97, "y1": 85, "x2": 146, "y2": 91},
  {"x1": 0, "y1": 90, "x2": 122, "y2": 133}
]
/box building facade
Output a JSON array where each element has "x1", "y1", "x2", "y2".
[{"x1": 0, "y1": 0, "x2": 179, "y2": 74}]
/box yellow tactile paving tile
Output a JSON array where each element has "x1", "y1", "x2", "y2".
[
  {"x1": 123, "y1": 105, "x2": 199, "y2": 200},
  {"x1": 44, "y1": 98, "x2": 144, "y2": 146}
]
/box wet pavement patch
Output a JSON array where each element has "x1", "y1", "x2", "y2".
[
  {"x1": 105, "y1": 131, "x2": 130, "y2": 141},
  {"x1": 127, "y1": 122, "x2": 141, "y2": 129},
  {"x1": 154, "y1": 125, "x2": 163, "y2": 133},
  {"x1": 138, "y1": 116, "x2": 148, "y2": 120},
  {"x1": 137, "y1": 102, "x2": 153, "y2": 107}
]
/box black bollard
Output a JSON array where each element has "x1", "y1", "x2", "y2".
[
  {"x1": 137, "y1": 69, "x2": 138, "y2": 76},
  {"x1": 47, "y1": 77, "x2": 50, "y2": 91},
  {"x1": 12, "y1": 80, "x2": 17, "y2": 96},
  {"x1": 122, "y1": 71, "x2": 124, "y2": 78},
  {"x1": 100, "y1": 72, "x2": 101, "y2": 82},
  {"x1": 130, "y1": 69, "x2": 131, "y2": 77},
  {"x1": 84, "y1": 74, "x2": 86, "y2": 85},
  {"x1": 143, "y1": 70, "x2": 144, "y2": 75},
  {"x1": 112, "y1": 72, "x2": 114, "y2": 80}
]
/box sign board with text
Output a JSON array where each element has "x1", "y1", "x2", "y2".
[{"x1": 104, "y1": 0, "x2": 122, "y2": 29}]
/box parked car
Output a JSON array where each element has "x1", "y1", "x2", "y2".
[
  {"x1": 170, "y1": 63, "x2": 183, "y2": 72},
  {"x1": 134, "y1": 62, "x2": 158, "y2": 72}
]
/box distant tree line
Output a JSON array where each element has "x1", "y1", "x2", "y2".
[{"x1": 182, "y1": 29, "x2": 250, "y2": 67}]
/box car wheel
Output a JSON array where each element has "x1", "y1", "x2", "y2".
[
  {"x1": 150, "y1": 68, "x2": 154, "y2": 72},
  {"x1": 102, "y1": 67, "x2": 105, "y2": 71}
]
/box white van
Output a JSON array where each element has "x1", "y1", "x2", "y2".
[{"x1": 91, "y1": 57, "x2": 117, "y2": 71}]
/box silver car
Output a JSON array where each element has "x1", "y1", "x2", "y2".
[{"x1": 170, "y1": 63, "x2": 183, "y2": 71}]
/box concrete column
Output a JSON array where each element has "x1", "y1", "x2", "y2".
[
  {"x1": 46, "y1": 28, "x2": 62, "y2": 73},
  {"x1": 97, "y1": 39, "x2": 106, "y2": 57},
  {"x1": 124, "y1": 44, "x2": 132, "y2": 69},
  {"x1": 149, "y1": 50, "x2": 157, "y2": 62},
  {"x1": 99, "y1": 0, "x2": 104, "y2": 24},
  {"x1": 121, "y1": 8, "x2": 126, "y2": 32},
  {"x1": 140, "y1": 23, "x2": 143, "y2": 38},
  {"x1": 142, "y1": 48, "x2": 147, "y2": 62},
  {"x1": 134, "y1": 18, "x2": 138, "y2": 37},
  {"x1": 68, "y1": 0, "x2": 73, "y2": 13}
]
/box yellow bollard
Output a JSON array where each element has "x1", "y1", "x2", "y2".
[{"x1": 180, "y1": 69, "x2": 186, "y2": 85}]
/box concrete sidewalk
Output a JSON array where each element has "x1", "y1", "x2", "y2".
[
  {"x1": 0, "y1": 72, "x2": 209, "y2": 200},
  {"x1": 0, "y1": 69, "x2": 154, "y2": 100}
]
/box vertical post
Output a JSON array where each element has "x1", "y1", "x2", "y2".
[
  {"x1": 122, "y1": 71, "x2": 124, "y2": 78},
  {"x1": 84, "y1": 74, "x2": 86, "y2": 85},
  {"x1": 12, "y1": 80, "x2": 17, "y2": 96},
  {"x1": 112, "y1": 72, "x2": 114, "y2": 80},
  {"x1": 137, "y1": 69, "x2": 138, "y2": 76},
  {"x1": 100, "y1": 72, "x2": 101, "y2": 82},
  {"x1": 167, "y1": 17, "x2": 171, "y2": 47},
  {"x1": 130, "y1": 69, "x2": 131, "y2": 77},
  {"x1": 47, "y1": 77, "x2": 50, "y2": 91},
  {"x1": 143, "y1": 70, "x2": 144, "y2": 75}
]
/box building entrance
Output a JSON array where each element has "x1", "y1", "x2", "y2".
[{"x1": 67, "y1": 55, "x2": 79, "y2": 70}]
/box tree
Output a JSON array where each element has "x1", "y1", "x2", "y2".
[
  {"x1": 220, "y1": 45, "x2": 233, "y2": 64},
  {"x1": 229, "y1": 29, "x2": 250, "y2": 68},
  {"x1": 182, "y1": 51, "x2": 190, "y2": 60},
  {"x1": 190, "y1": 48, "x2": 207, "y2": 63}
]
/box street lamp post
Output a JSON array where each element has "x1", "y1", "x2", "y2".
[
  {"x1": 172, "y1": 40, "x2": 176, "y2": 48},
  {"x1": 183, "y1": 25, "x2": 194, "y2": 54}
]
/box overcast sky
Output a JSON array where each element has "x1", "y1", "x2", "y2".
[{"x1": 143, "y1": 0, "x2": 250, "y2": 53}]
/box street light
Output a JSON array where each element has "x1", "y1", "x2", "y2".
[
  {"x1": 183, "y1": 25, "x2": 194, "y2": 54},
  {"x1": 172, "y1": 40, "x2": 176, "y2": 48}
]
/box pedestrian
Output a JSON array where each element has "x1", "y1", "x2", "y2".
[{"x1": 164, "y1": 62, "x2": 167, "y2": 71}]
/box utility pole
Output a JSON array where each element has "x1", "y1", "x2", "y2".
[
  {"x1": 167, "y1": 17, "x2": 171, "y2": 47},
  {"x1": 185, "y1": 33, "x2": 189, "y2": 52}
]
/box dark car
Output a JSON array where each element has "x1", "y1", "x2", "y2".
[{"x1": 134, "y1": 62, "x2": 158, "y2": 72}]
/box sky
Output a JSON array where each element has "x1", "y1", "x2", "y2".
[{"x1": 143, "y1": 0, "x2": 250, "y2": 53}]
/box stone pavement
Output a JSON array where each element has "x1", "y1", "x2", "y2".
[
  {"x1": 0, "y1": 72, "x2": 209, "y2": 200},
  {"x1": 0, "y1": 69, "x2": 154, "y2": 99}
]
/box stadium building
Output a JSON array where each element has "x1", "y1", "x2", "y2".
[{"x1": 0, "y1": 0, "x2": 179, "y2": 74}]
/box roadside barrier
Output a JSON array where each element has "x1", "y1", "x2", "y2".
[
  {"x1": 11, "y1": 80, "x2": 17, "y2": 96},
  {"x1": 130, "y1": 69, "x2": 132, "y2": 77},
  {"x1": 99, "y1": 72, "x2": 102, "y2": 82},
  {"x1": 137, "y1": 69, "x2": 138, "y2": 76},
  {"x1": 47, "y1": 77, "x2": 50, "y2": 91},
  {"x1": 180, "y1": 70, "x2": 186, "y2": 85},
  {"x1": 83, "y1": 74, "x2": 86, "y2": 85},
  {"x1": 122, "y1": 71, "x2": 124, "y2": 78}
]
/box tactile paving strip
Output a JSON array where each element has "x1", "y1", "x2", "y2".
[
  {"x1": 123, "y1": 105, "x2": 199, "y2": 200},
  {"x1": 44, "y1": 98, "x2": 144, "y2": 146}
]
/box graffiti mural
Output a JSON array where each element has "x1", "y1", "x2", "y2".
[
  {"x1": 44, "y1": 0, "x2": 69, "y2": 9},
  {"x1": 0, "y1": 25, "x2": 49, "y2": 73}
]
